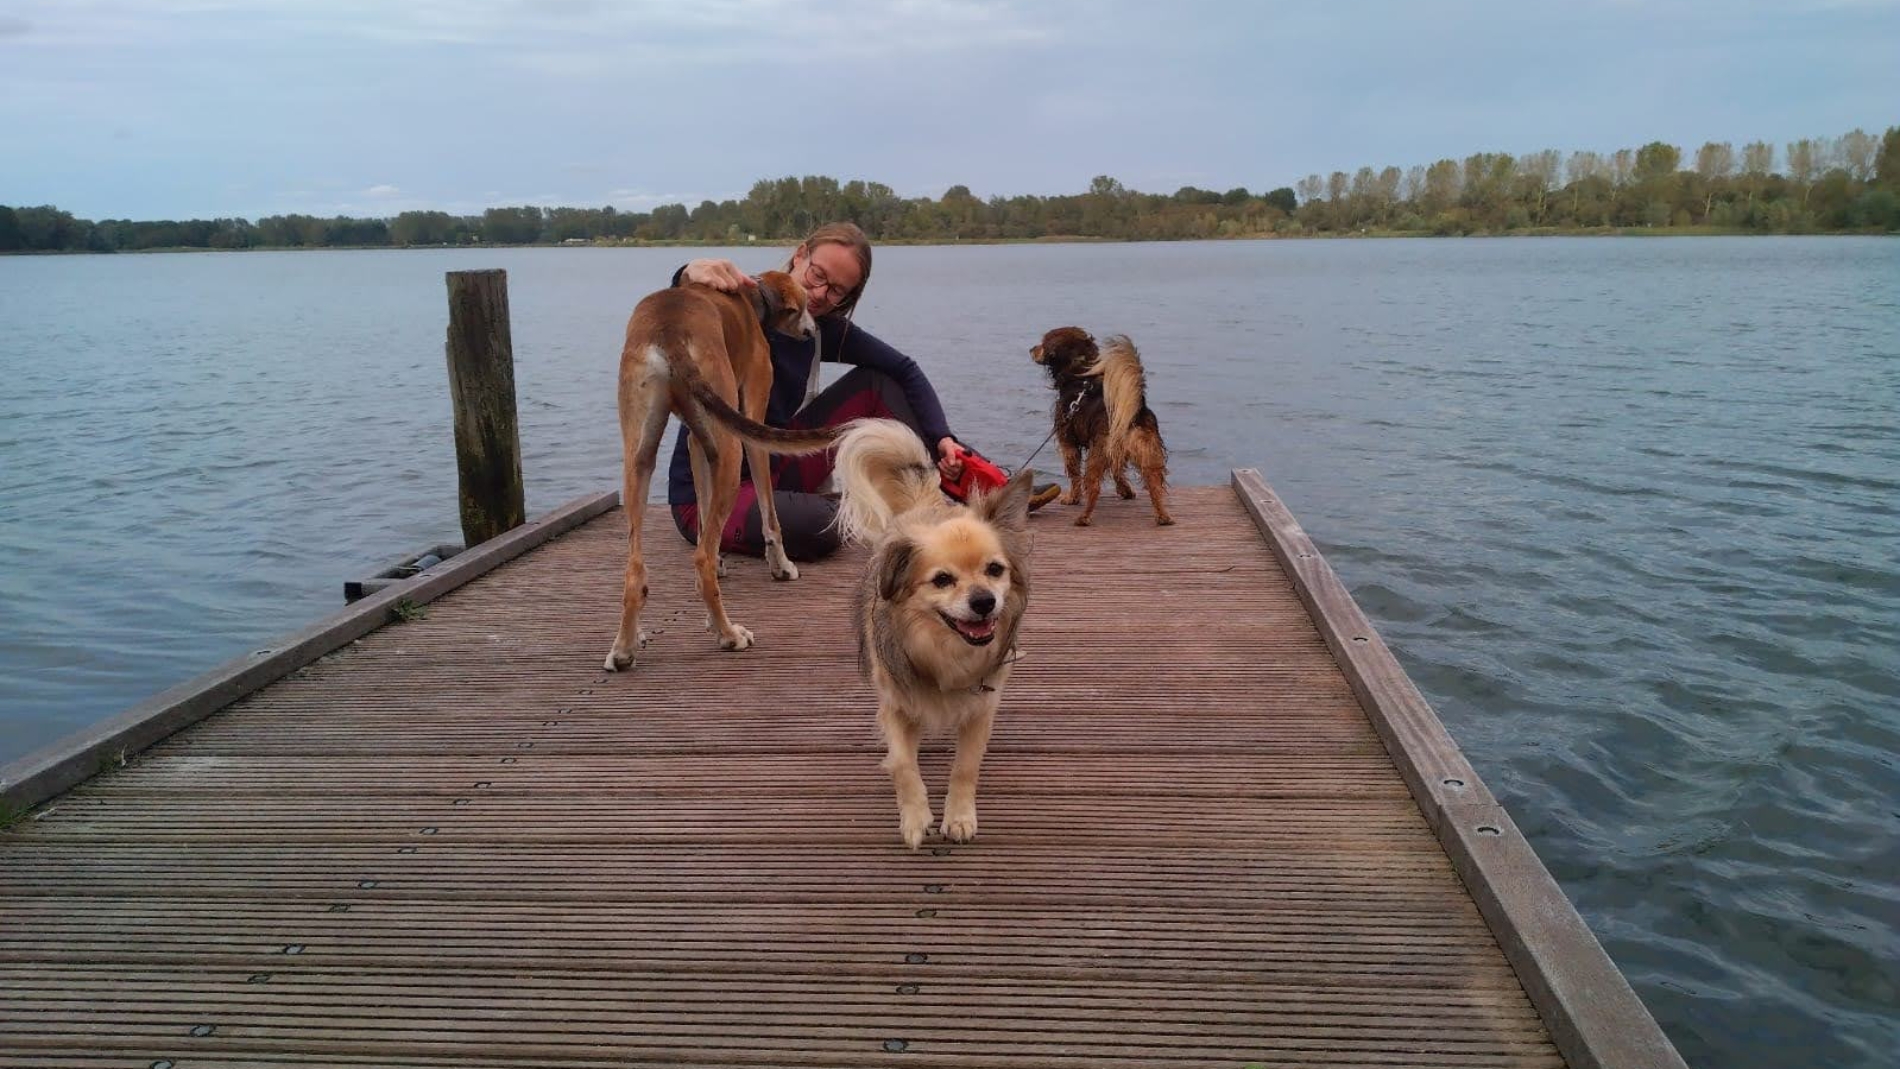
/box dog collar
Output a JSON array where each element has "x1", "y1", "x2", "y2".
[{"x1": 970, "y1": 645, "x2": 1022, "y2": 694}]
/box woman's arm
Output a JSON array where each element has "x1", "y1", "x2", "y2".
[{"x1": 822, "y1": 319, "x2": 965, "y2": 473}]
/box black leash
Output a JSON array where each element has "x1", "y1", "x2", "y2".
[{"x1": 1013, "y1": 384, "x2": 1095, "y2": 473}]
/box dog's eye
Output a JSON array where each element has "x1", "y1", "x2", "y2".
[
  {"x1": 930, "y1": 572, "x2": 956, "y2": 588},
  {"x1": 985, "y1": 561, "x2": 1007, "y2": 578}
]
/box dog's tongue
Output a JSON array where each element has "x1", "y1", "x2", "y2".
[{"x1": 956, "y1": 617, "x2": 997, "y2": 641}]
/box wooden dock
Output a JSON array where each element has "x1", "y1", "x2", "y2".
[{"x1": 0, "y1": 476, "x2": 1684, "y2": 1068}]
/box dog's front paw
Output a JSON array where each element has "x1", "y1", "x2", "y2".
[
  {"x1": 940, "y1": 808, "x2": 978, "y2": 844},
  {"x1": 718, "y1": 623, "x2": 755, "y2": 651},
  {"x1": 898, "y1": 805, "x2": 933, "y2": 850},
  {"x1": 1155, "y1": 513, "x2": 1175, "y2": 526},
  {"x1": 1073, "y1": 514, "x2": 1093, "y2": 527},
  {"x1": 602, "y1": 630, "x2": 648, "y2": 672}
]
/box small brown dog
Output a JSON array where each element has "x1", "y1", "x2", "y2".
[
  {"x1": 832, "y1": 418, "x2": 1034, "y2": 849},
  {"x1": 1030, "y1": 327, "x2": 1173, "y2": 526},
  {"x1": 604, "y1": 271, "x2": 837, "y2": 672}
]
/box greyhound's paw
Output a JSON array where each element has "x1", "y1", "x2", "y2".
[
  {"x1": 1073, "y1": 514, "x2": 1093, "y2": 527},
  {"x1": 764, "y1": 542, "x2": 799, "y2": 582},
  {"x1": 1155, "y1": 513, "x2": 1176, "y2": 526},
  {"x1": 603, "y1": 648, "x2": 635, "y2": 672},
  {"x1": 718, "y1": 624, "x2": 754, "y2": 651}
]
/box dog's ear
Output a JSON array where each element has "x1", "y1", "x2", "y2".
[
  {"x1": 874, "y1": 536, "x2": 917, "y2": 602},
  {"x1": 756, "y1": 275, "x2": 783, "y2": 320},
  {"x1": 975, "y1": 469, "x2": 1035, "y2": 536}
]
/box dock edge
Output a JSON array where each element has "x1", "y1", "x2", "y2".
[
  {"x1": 0, "y1": 489, "x2": 620, "y2": 815},
  {"x1": 1230, "y1": 468, "x2": 1687, "y2": 1069}
]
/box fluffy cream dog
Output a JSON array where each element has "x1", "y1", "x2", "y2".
[{"x1": 832, "y1": 419, "x2": 1034, "y2": 849}]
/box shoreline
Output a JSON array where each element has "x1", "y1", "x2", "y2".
[{"x1": 4, "y1": 227, "x2": 1894, "y2": 256}]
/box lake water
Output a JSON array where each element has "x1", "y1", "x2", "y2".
[{"x1": 2, "y1": 238, "x2": 1896, "y2": 1067}]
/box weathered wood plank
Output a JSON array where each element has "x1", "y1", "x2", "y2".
[{"x1": 0, "y1": 482, "x2": 1675, "y2": 1067}]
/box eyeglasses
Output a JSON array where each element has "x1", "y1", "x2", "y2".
[{"x1": 802, "y1": 259, "x2": 854, "y2": 305}]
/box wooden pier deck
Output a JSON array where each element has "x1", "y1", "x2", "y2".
[{"x1": 0, "y1": 476, "x2": 1683, "y2": 1069}]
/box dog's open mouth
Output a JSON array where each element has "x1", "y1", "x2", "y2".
[{"x1": 940, "y1": 612, "x2": 997, "y2": 646}]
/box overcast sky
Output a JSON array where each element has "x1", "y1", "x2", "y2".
[{"x1": 3, "y1": 0, "x2": 1895, "y2": 221}]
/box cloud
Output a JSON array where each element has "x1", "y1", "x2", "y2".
[
  {"x1": 365, "y1": 184, "x2": 400, "y2": 197},
  {"x1": 604, "y1": 187, "x2": 741, "y2": 211}
]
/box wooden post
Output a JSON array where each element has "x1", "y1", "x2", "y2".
[{"x1": 444, "y1": 269, "x2": 526, "y2": 546}]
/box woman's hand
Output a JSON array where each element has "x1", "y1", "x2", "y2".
[
  {"x1": 681, "y1": 258, "x2": 756, "y2": 292},
  {"x1": 937, "y1": 438, "x2": 967, "y2": 483}
]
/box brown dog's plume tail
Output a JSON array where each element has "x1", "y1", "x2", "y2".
[
  {"x1": 831, "y1": 419, "x2": 944, "y2": 544},
  {"x1": 1085, "y1": 334, "x2": 1148, "y2": 461}
]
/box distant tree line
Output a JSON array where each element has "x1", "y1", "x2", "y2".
[
  {"x1": 1292, "y1": 126, "x2": 1899, "y2": 235},
  {"x1": 3, "y1": 125, "x2": 1893, "y2": 253}
]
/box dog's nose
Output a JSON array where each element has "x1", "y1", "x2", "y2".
[{"x1": 968, "y1": 590, "x2": 996, "y2": 617}]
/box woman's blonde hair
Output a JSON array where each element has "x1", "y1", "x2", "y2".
[
  {"x1": 782, "y1": 221, "x2": 873, "y2": 317},
  {"x1": 780, "y1": 221, "x2": 875, "y2": 408}
]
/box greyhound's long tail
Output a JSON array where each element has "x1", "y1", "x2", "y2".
[
  {"x1": 645, "y1": 341, "x2": 839, "y2": 461},
  {"x1": 831, "y1": 418, "x2": 943, "y2": 544}
]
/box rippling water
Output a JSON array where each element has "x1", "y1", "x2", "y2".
[{"x1": 2, "y1": 238, "x2": 1896, "y2": 1066}]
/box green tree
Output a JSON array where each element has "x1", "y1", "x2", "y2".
[
  {"x1": 1633, "y1": 142, "x2": 1682, "y2": 225},
  {"x1": 1786, "y1": 139, "x2": 1820, "y2": 206},
  {"x1": 1634, "y1": 141, "x2": 1681, "y2": 183},
  {"x1": 941, "y1": 184, "x2": 984, "y2": 238},
  {"x1": 1520, "y1": 150, "x2": 1561, "y2": 223},
  {"x1": 392, "y1": 211, "x2": 453, "y2": 245},
  {"x1": 1694, "y1": 142, "x2": 1734, "y2": 220},
  {"x1": 641, "y1": 203, "x2": 688, "y2": 240},
  {"x1": 1837, "y1": 128, "x2": 1877, "y2": 182},
  {"x1": 1421, "y1": 158, "x2": 1460, "y2": 216},
  {"x1": 1875, "y1": 126, "x2": 1900, "y2": 186},
  {"x1": 1295, "y1": 174, "x2": 1323, "y2": 216},
  {"x1": 1848, "y1": 188, "x2": 1898, "y2": 230},
  {"x1": 481, "y1": 206, "x2": 544, "y2": 244},
  {"x1": 13, "y1": 205, "x2": 85, "y2": 250}
]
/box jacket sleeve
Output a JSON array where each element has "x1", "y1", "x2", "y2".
[{"x1": 823, "y1": 318, "x2": 957, "y2": 451}]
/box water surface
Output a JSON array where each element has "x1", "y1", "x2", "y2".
[{"x1": 2, "y1": 237, "x2": 1896, "y2": 1067}]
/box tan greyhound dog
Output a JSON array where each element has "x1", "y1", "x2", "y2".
[{"x1": 605, "y1": 270, "x2": 838, "y2": 672}]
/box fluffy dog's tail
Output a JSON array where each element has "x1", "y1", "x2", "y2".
[
  {"x1": 1084, "y1": 335, "x2": 1148, "y2": 458},
  {"x1": 831, "y1": 418, "x2": 943, "y2": 544}
]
